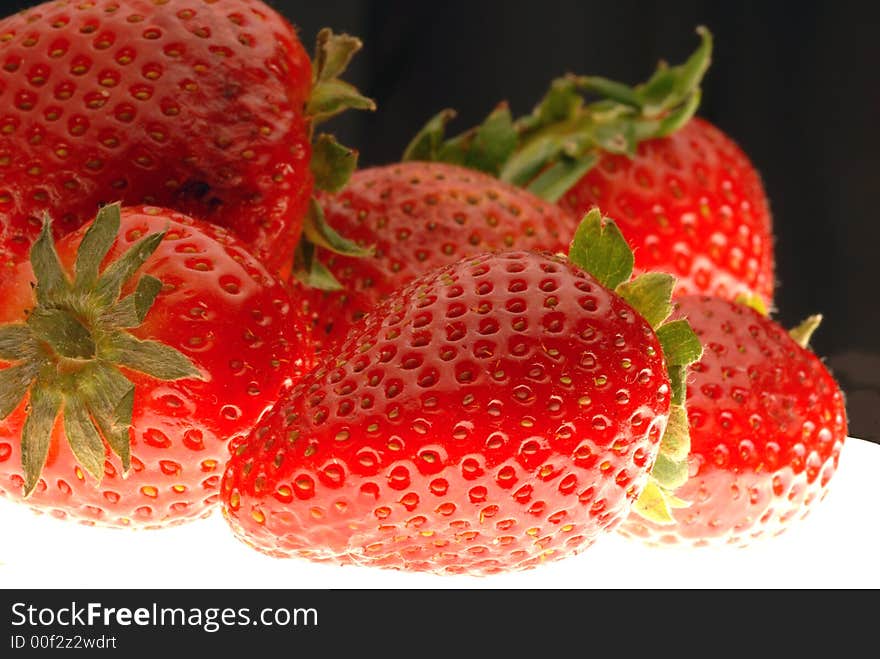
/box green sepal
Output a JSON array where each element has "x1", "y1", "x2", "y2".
[
  {"x1": 617, "y1": 272, "x2": 676, "y2": 329},
  {"x1": 21, "y1": 385, "x2": 62, "y2": 497},
  {"x1": 568, "y1": 210, "x2": 634, "y2": 290},
  {"x1": 31, "y1": 216, "x2": 70, "y2": 305},
  {"x1": 403, "y1": 109, "x2": 457, "y2": 162},
  {"x1": 658, "y1": 404, "x2": 690, "y2": 462},
  {"x1": 0, "y1": 362, "x2": 39, "y2": 420},
  {"x1": 515, "y1": 75, "x2": 585, "y2": 136},
  {"x1": 651, "y1": 452, "x2": 689, "y2": 490},
  {"x1": 74, "y1": 204, "x2": 121, "y2": 291},
  {"x1": 302, "y1": 199, "x2": 373, "y2": 258},
  {"x1": 27, "y1": 308, "x2": 95, "y2": 360},
  {"x1": 105, "y1": 332, "x2": 202, "y2": 381},
  {"x1": 311, "y1": 133, "x2": 359, "y2": 193},
  {"x1": 437, "y1": 104, "x2": 518, "y2": 177},
  {"x1": 94, "y1": 230, "x2": 166, "y2": 307},
  {"x1": 631, "y1": 481, "x2": 675, "y2": 525},
  {"x1": 293, "y1": 242, "x2": 344, "y2": 292},
  {"x1": 667, "y1": 364, "x2": 687, "y2": 407},
  {"x1": 656, "y1": 319, "x2": 703, "y2": 367},
  {"x1": 62, "y1": 394, "x2": 106, "y2": 483},
  {"x1": 734, "y1": 291, "x2": 769, "y2": 316},
  {"x1": 104, "y1": 275, "x2": 163, "y2": 328},
  {"x1": 525, "y1": 152, "x2": 598, "y2": 203},
  {"x1": 789, "y1": 314, "x2": 822, "y2": 349},
  {"x1": 0, "y1": 324, "x2": 39, "y2": 362},
  {"x1": 82, "y1": 363, "x2": 134, "y2": 473},
  {"x1": 307, "y1": 29, "x2": 376, "y2": 128}
]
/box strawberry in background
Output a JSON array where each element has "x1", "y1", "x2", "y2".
[
  {"x1": 406, "y1": 27, "x2": 775, "y2": 308},
  {"x1": 0, "y1": 204, "x2": 313, "y2": 528},
  {"x1": 0, "y1": 0, "x2": 373, "y2": 280},
  {"x1": 300, "y1": 161, "x2": 579, "y2": 354},
  {"x1": 222, "y1": 211, "x2": 702, "y2": 574},
  {"x1": 618, "y1": 295, "x2": 847, "y2": 546}
]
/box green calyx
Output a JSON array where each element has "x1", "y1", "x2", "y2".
[
  {"x1": 568, "y1": 210, "x2": 703, "y2": 524},
  {"x1": 296, "y1": 29, "x2": 377, "y2": 291},
  {"x1": 403, "y1": 26, "x2": 712, "y2": 202},
  {"x1": 0, "y1": 204, "x2": 201, "y2": 496}
]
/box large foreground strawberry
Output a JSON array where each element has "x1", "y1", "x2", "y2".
[
  {"x1": 0, "y1": 0, "x2": 372, "y2": 277},
  {"x1": 406, "y1": 27, "x2": 775, "y2": 307},
  {"x1": 0, "y1": 204, "x2": 311, "y2": 527},
  {"x1": 300, "y1": 161, "x2": 580, "y2": 354},
  {"x1": 222, "y1": 211, "x2": 701, "y2": 574},
  {"x1": 618, "y1": 296, "x2": 847, "y2": 546}
]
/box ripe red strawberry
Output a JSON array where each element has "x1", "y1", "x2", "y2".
[
  {"x1": 0, "y1": 0, "x2": 372, "y2": 277},
  {"x1": 222, "y1": 211, "x2": 701, "y2": 574},
  {"x1": 618, "y1": 295, "x2": 847, "y2": 547},
  {"x1": 406, "y1": 27, "x2": 775, "y2": 307},
  {"x1": 299, "y1": 161, "x2": 580, "y2": 354},
  {"x1": 0, "y1": 203, "x2": 312, "y2": 528}
]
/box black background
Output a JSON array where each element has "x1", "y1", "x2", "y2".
[{"x1": 5, "y1": 0, "x2": 880, "y2": 440}]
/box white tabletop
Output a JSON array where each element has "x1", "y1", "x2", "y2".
[{"x1": 2, "y1": 437, "x2": 878, "y2": 589}]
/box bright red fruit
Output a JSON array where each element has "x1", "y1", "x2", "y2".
[
  {"x1": 0, "y1": 0, "x2": 367, "y2": 275},
  {"x1": 559, "y1": 118, "x2": 774, "y2": 305},
  {"x1": 222, "y1": 211, "x2": 700, "y2": 574},
  {"x1": 301, "y1": 161, "x2": 579, "y2": 353},
  {"x1": 0, "y1": 204, "x2": 312, "y2": 527},
  {"x1": 618, "y1": 295, "x2": 847, "y2": 547}
]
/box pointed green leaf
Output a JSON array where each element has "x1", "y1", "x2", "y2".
[
  {"x1": 302, "y1": 199, "x2": 373, "y2": 258},
  {"x1": 30, "y1": 215, "x2": 70, "y2": 304},
  {"x1": 313, "y1": 29, "x2": 364, "y2": 83},
  {"x1": 789, "y1": 314, "x2": 823, "y2": 349},
  {"x1": 311, "y1": 133, "x2": 359, "y2": 193},
  {"x1": 575, "y1": 74, "x2": 642, "y2": 108},
  {"x1": 0, "y1": 324, "x2": 39, "y2": 362},
  {"x1": 94, "y1": 230, "x2": 166, "y2": 306},
  {"x1": 460, "y1": 104, "x2": 517, "y2": 176},
  {"x1": 568, "y1": 210, "x2": 634, "y2": 290},
  {"x1": 307, "y1": 79, "x2": 376, "y2": 126},
  {"x1": 403, "y1": 109, "x2": 456, "y2": 162},
  {"x1": 632, "y1": 481, "x2": 675, "y2": 525},
  {"x1": 21, "y1": 385, "x2": 62, "y2": 497},
  {"x1": 0, "y1": 362, "x2": 38, "y2": 420},
  {"x1": 82, "y1": 363, "x2": 134, "y2": 472},
  {"x1": 104, "y1": 275, "x2": 163, "y2": 328},
  {"x1": 499, "y1": 133, "x2": 568, "y2": 187},
  {"x1": 63, "y1": 394, "x2": 106, "y2": 483},
  {"x1": 617, "y1": 272, "x2": 675, "y2": 329},
  {"x1": 293, "y1": 242, "x2": 344, "y2": 292},
  {"x1": 667, "y1": 364, "x2": 687, "y2": 407},
  {"x1": 637, "y1": 25, "x2": 712, "y2": 116},
  {"x1": 735, "y1": 291, "x2": 769, "y2": 316},
  {"x1": 74, "y1": 204, "x2": 121, "y2": 290},
  {"x1": 27, "y1": 308, "x2": 95, "y2": 360},
  {"x1": 651, "y1": 452, "x2": 689, "y2": 490},
  {"x1": 515, "y1": 75, "x2": 584, "y2": 136},
  {"x1": 526, "y1": 153, "x2": 598, "y2": 203},
  {"x1": 105, "y1": 332, "x2": 201, "y2": 381},
  {"x1": 658, "y1": 404, "x2": 690, "y2": 462},
  {"x1": 656, "y1": 319, "x2": 703, "y2": 366}
]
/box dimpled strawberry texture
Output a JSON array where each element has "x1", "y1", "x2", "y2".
[
  {"x1": 223, "y1": 251, "x2": 671, "y2": 574},
  {"x1": 0, "y1": 206, "x2": 314, "y2": 528},
  {"x1": 0, "y1": 0, "x2": 313, "y2": 273},
  {"x1": 560, "y1": 118, "x2": 775, "y2": 306},
  {"x1": 618, "y1": 296, "x2": 847, "y2": 547},
  {"x1": 303, "y1": 162, "x2": 580, "y2": 354}
]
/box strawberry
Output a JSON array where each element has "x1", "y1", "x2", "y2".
[
  {"x1": 618, "y1": 295, "x2": 847, "y2": 547},
  {"x1": 0, "y1": 203, "x2": 312, "y2": 528},
  {"x1": 221, "y1": 211, "x2": 701, "y2": 574},
  {"x1": 0, "y1": 0, "x2": 372, "y2": 278},
  {"x1": 406, "y1": 27, "x2": 775, "y2": 307},
  {"x1": 299, "y1": 161, "x2": 580, "y2": 354}
]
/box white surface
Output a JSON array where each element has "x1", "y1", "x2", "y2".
[{"x1": 1, "y1": 438, "x2": 878, "y2": 589}]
